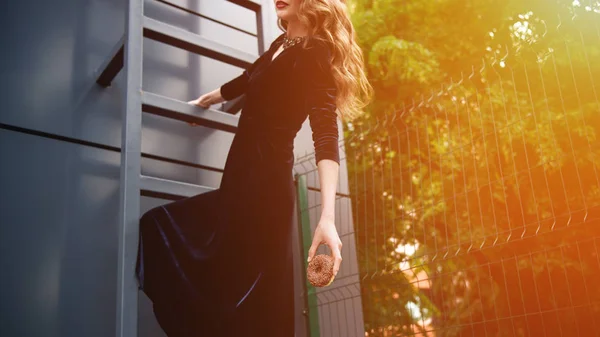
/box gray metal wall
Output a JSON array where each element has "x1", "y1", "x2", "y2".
[{"x1": 0, "y1": 0, "x2": 361, "y2": 336}]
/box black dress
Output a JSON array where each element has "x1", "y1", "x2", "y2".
[{"x1": 136, "y1": 33, "x2": 340, "y2": 337}]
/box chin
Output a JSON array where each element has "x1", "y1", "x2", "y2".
[{"x1": 276, "y1": 11, "x2": 296, "y2": 22}]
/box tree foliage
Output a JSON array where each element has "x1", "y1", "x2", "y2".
[{"x1": 346, "y1": 0, "x2": 600, "y2": 335}]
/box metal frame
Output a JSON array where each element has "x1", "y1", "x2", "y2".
[
  {"x1": 97, "y1": 2, "x2": 262, "y2": 88},
  {"x1": 296, "y1": 174, "x2": 322, "y2": 337},
  {"x1": 95, "y1": 1, "x2": 266, "y2": 336},
  {"x1": 141, "y1": 92, "x2": 239, "y2": 132},
  {"x1": 143, "y1": 17, "x2": 255, "y2": 68},
  {"x1": 115, "y1": 1, "x2": 144, "y2": 336},
  {"x1": 140, "y1": 175, "x2": 213, "y2": 200}
]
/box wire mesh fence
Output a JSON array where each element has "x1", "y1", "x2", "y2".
[{"x1": 295, "y1": 5, "x2": 599, "y2": 337}]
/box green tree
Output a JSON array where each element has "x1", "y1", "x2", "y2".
[{"x1": 346, "y1": 0, "x2": 600, "y2": 335}]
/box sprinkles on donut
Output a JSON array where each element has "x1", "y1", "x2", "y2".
[{"x1": 307, "y1": 254, "x2": 335, "y2": 287}]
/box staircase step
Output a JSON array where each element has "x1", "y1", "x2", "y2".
[
  {"x1": 142, "y1": 92, "x2": 239, "y2": 133},
  {"x1": 226, "y1": 0, "x2": 261, "y2": 11},
  {"x1": 140, "y1": 175, "x2": 213, "y2": 199},
  {"x1": 96, "y1": 17, "x2": 257, "y2": 86},
  {"x1": 143, "y1": 17, "x2": 255, "y2": 69},
  {"x1": 220, "y1": 95, "x2": 245, "y2": 115}
]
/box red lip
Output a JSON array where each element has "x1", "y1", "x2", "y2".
[{"x1": 276, "y1": 1, "x2": 288, "y2": 9}]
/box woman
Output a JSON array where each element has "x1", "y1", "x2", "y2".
[{"x1": 136, "y1": 0, "x2": 372, "y2": 336}]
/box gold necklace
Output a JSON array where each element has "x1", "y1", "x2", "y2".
[{"x1": 282, "y1": 35, "x2": 305, "y2": 49}]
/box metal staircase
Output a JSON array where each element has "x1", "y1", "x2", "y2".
[{"x1": 95, "y1": 1, "x2": 264, "y2": 335}]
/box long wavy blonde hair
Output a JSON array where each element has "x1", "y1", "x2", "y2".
[{"x1": 278, "y1": 0, "x2": 373, "y2": 121}]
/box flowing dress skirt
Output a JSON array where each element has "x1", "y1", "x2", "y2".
[{"x1": 136, "y1": 126, "x2": 297, "y2": 336}]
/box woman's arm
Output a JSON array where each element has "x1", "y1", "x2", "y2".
[
  {"x1": 188, "y1": 87, "x2": 225, "y2": 109},
  {"x1": 219, "y1": 70, "x2": 251, "y2": 101},
  {"x1": 308, "y1": 158, "x2": 342, "y2": 278},
  {"x1": 190, "y1": 65, "x2": 253, "y2": 107},
  {"x1": 188, "y1": 52, "x2": 267, "y2": 110},
  {"x1": 303, "y1": 40, "x2": 343, "y2": 279},
  {"x1": 220, "y1": 34, "x2": 286, "y2": 101},
  {"x1": 317, "y1": 159, "x2": 339, "y2": 221}
]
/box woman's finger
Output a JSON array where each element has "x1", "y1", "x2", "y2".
[
  {"x1": 188, "y1": 98, "x2": 208, "y2": 108},
  {"x1": 330, "y1": 242, "x2": 343, "y2": 277},
  {"x1": 307, "y1": 240, "x2": 319, "y2": 263}
]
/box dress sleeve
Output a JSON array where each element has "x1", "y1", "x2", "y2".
[
  {"x1": 220, "y1": 70, "x2": 250, "y2": 101},
  {"x1": 300, "y1": 41, "x2": 340, "y2": 165},
  {"x1": 220, "y1": 34, "x2": 285, "y2": 101}
]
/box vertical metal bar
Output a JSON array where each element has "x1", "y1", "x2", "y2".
[
  {"x1": 367, "y1": 120, "x2": 377, "y2": 276},
  {"x1": 536, "y1": 54, "x2": 571, "y2": 231},
  {"x1": 423, "y1": 110, "x2": 436, "y2": 255},
  {"x1": 481, "y1": 63, "x2": 510, "y2": 243},
  {"x1": 523, "y1": 63, "x2": 556, "y2": 234},
  {"x1": 542, "y1": 249, "x2": 563, "y2": 336},
  {"x1": 116, "y1": 0, "x2": 143, "y2": 336},
  {"x1": 513, "y1": 253, "x2": 532, "y2": 336},
  {"x1": 529, "y1": 252, "x2": 548, "y2": 337},
  {"x1": 499, "y1": 257, "x2": 517, "y2": 336},
  {"x1": 559, "y1": 246, "x2": 580, "y2": 336},
  {"x1": 575, "y1": 241, "x2": 596, "y2": 333},
  {"x1": 360, "y1": 123, "x2": 369, "y2": 279},
  {"x1": 255, "y1": 7, "x2": 265, "y2": 54},
  {"x1": 295, "y1": 173, "x2": 321, "y2": 337},
  {"x1": 507, "y1": 64, "x2": 537, "y2": 239},
  {"x1": 377, "y1": 127, "x2": 386, "y2": 274}
]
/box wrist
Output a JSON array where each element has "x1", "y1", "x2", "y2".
[
  {"x1": 216, "y1": 87, "x2": 222, "y2": 96},
  {"x1": 210, "y1": 90, "x2": 223, "y2": 105},
  {"x1": 319, "y1": 213, "x2": 335, "y2": 223},
  {"x1": 214, "y1": 88, "x2": 223, "y2": 101}
]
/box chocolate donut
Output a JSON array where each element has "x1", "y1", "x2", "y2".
[{"x1": 307, "y1": 254, "x2": 335, "y2": 287}]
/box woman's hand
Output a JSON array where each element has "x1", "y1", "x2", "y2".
[
  {"x1": 307, "y1": 215, "x2": 343, "y2": 279},
  {"x1": 187, "y1": 88, "x2": 225, "y2": 126},
  {"x1": 188, "y1": 92, "x2": 213, "y2": 109}
]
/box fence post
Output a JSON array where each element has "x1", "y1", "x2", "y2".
[{"x1": 295, "y1": 173, "x2": 321, "y2": 337}]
